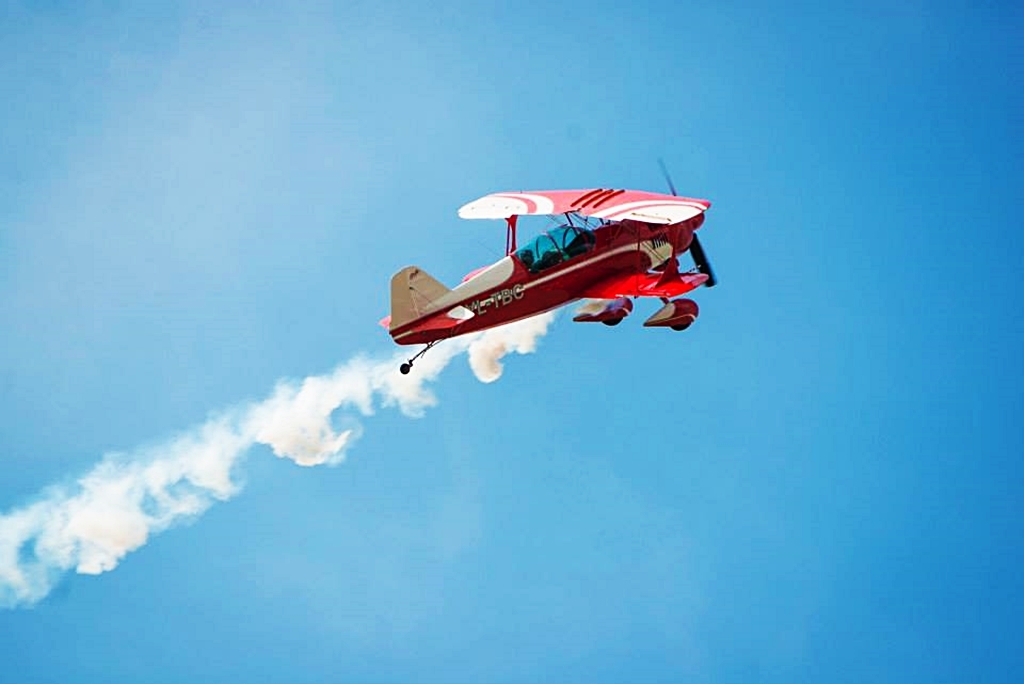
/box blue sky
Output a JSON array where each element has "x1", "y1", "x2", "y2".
[{"x1": 1, "y1": 1, "x2": 1022, "y2": 682}]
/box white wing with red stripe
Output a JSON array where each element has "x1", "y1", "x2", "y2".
[{"x1": 457, "y1": 188, "x2": 710, "y2": 224}]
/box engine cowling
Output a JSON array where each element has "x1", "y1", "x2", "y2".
[
  {"x1": 572, "y1": 297, "x2": 633, "y2": 325},
  {"x1": 643, "y1": 298, "x2": 699, "y2": 330}
]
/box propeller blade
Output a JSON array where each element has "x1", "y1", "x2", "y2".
[
  {"x1": 689, "y1": 233, "x2": 717, "y2": 288},
  {"x1": 659, "y1": 158, "x2": 717, "y2": 287},
  {"x1": 657, "y1": 158, "x2": 678, "y2": 197}
]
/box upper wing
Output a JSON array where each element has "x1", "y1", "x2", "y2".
[{"x1": 457, "y1": 188, "x2": 711, "y2": 224}]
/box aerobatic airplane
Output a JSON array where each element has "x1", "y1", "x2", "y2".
[{"x1": 381, "y1": 182, "x2": 716, "y2": 374}]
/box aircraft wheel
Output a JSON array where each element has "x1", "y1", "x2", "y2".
[
  {"x1": 603, "y1": 317, "x2": 622, "y2": 326},
  {"x1": 671, "y1": 324, "x2": 687, "y2": 331},
  {"x1": 400, "y1": 363, "x2": 412, "y2": 375}
]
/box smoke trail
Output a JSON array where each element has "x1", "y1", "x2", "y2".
[{"x1": 0, "y1": 313, "x2": 555, "y2": 608}]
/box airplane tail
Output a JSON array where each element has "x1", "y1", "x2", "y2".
[{"x1": 388, "y1": 266, "x2": 452, "y2": 331}]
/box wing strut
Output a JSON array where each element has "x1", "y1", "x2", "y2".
[{"x1": 505, "y1": 215, "x2": 518, "y2": 255}]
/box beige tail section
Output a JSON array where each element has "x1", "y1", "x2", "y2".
[{"x1": 389, "y1": 266, "x2": 452, "y2": 331}]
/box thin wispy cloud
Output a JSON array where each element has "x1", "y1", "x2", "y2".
[{"x1": 0, "y1": 314, "x2": 555, "y2": 608}]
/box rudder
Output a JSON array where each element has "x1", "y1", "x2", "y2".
[{"x1": 389, "y1": 266, "x2": 452, "y2": 331}]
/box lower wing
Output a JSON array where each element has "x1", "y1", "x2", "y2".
[{"x1": 581, "y1": 271, "x2": 708, "y2": 300}]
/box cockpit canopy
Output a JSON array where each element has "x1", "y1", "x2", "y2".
[{"x1": 515, "y1": 224, "x2": 596, "y2": 273}]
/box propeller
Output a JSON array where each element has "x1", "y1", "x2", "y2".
[
  {"x1": 688, "y1": 230, "x2": 717, "y2": 288},
  {"x1": 657, "y1": 158, "x2": 678, "y2": 196},
  {"x1": 657, "y1": 158, "x2": 717, "y2": 288}
]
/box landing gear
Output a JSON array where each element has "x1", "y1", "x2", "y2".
[
  {"x1": 399, "y1": 340, "x2": 441, "y2": 375},
  {"x1": 602, "y1": 317, "x2": 622, "y2": 326}
]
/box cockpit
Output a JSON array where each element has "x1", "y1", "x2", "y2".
[{"x1": 515, "y1": 224, "x2": 596, "y2": 274}]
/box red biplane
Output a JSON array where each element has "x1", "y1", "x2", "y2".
[{"x1": 381, "y1": 181, "x2": 716, "y2": 374}]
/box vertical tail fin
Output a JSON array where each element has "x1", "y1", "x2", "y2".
[{"x1": 389, "y1": 266, "x2": 452, "y2": 331}]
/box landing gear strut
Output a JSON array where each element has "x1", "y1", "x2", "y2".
[{"x1": 399, "y1": 340, "x2": 440, "y2": 375}]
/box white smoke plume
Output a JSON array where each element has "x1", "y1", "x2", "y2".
[
  {"x1": 0, "y1": 313, "x2": 555, "y2": 608},
  {"x1": 467, "y1": 313, "x2": 554, "y2": 383}
]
